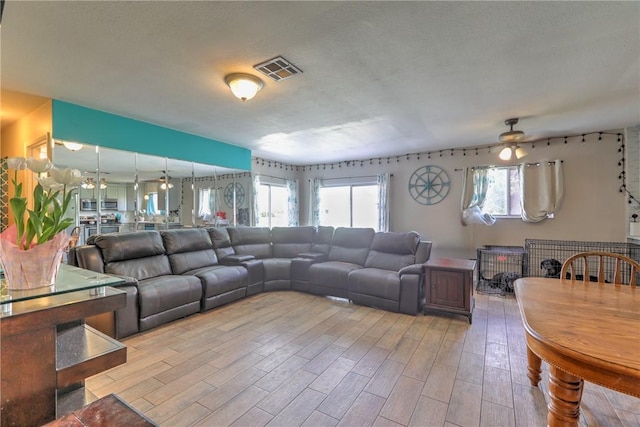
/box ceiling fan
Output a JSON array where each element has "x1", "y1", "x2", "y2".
[
  {"x1": 157, "y1": 175, "x2": 174, "y2": 189},
  {"x1": 498, "y1": 118, "x2": 527, "y2": 161}
]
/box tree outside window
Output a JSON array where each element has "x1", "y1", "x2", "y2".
[{"x1": 483, "y1": 167, "x2": 522, "y2": 217}]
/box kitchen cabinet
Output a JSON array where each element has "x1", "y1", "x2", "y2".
[
  {"x1": 116, "y1": 184, "x2": 127, "y2": 211},
  {"x1": 79, "y1": 187, "x2": 95, "y2": 200},
  {"x1": 126, "y1": 185, "x2": 136, "y2": 211},
  {"x1": 424, "y1": 258, "x2": 476, "y2": 323}
]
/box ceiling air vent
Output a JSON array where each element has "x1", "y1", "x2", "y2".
[{"x1": 254, "y1": 56, "x2": 302, "y2": 82}]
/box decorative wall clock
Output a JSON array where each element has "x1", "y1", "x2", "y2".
[
  {"x1": 408, "y1": 165, "x2": 450, "y2": 205},
  {"x1": 224, "y1": 182, "x2": 245, "y2": 208}
]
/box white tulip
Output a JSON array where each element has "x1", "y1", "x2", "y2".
[
  {"x1": 36, "y1": 176, "x2": 64, "y2": 192},
  {"x1": 26, "y1": 158, "x2": 53, "y2": 173},
  {"x1": 7, "y1": 157, "x2": 27, "y2": 170},
  {"x1": 50, "y1": 167, "x2": 84, "y2": 187}
]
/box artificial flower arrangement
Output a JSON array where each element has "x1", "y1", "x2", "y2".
[{"x1": 0, "y1": 157, "x2": 84, "y2": 288}]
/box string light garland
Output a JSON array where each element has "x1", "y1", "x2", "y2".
[
  {"x1": 253, "y1": 131, "x2": 623, "y2": 173},
  {"x1": 616, "y1": 134, "x2": 640, "y2": 207}
]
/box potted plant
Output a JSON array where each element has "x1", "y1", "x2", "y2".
[{"x1": 0, "y1": 157, "x2": 84, "y2": 289}]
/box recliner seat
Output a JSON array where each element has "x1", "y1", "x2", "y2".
[
  {"x1": 161, "y1": 228, "x2": 248, "y2": 311},
  {"x1": 92, "y1": 231, "x2": 202, "y2": 333}
]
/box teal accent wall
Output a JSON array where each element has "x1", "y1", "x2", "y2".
[{"x1": 51, "y1": 100, "x2": 251, "y2": 170}]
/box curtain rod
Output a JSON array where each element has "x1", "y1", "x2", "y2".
[
  {"x1": 454, "y1": 160, "x2": 564, "y2": 171},
  {"x1": 257, "y1": 173, "x2": 287, "y2": 181},
  {"x1": 321, "y1": 174, "x2": 394, "y2": 181}
]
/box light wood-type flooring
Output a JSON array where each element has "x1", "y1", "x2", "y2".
[{"x1": 86, "y1": 291, "x2": 640, "y2": 427}]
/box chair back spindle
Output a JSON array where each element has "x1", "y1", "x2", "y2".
[{"x1": 560, "y1": 251, "x2": 640, "y2": 287}]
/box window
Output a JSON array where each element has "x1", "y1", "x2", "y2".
[
  {"x1": 319, "y1": 184, "x2": 378, "y2": 229},
  {"x1": 257, "y1": 184, "x2": 288, "y2": 227},
  {"x1": 482, "y1": 167, "x2": 522, "y2": 217},
  {"x1": 146, "y1": 192, "x2": 158, "y2": 215},
  {"x1": 198, "y1": 188, "x2": 215, "y2": 220}
]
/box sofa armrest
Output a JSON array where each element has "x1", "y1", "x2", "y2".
[
  {"x1": 416, "y1": 240, "x2": 433, "y2": 264},
  {"x1": 109, "y1": 275, "x2": 139, "y2": 288},
  {"x1": 297, "y1": 252, "x2": 328, "y2": 262},
  {"x1": 240, "y1": 259, "x2": 264, "y2": 291},
  {"x1": 74, "y1": 245, "x2": 106, "y2": 273},
  {"x1": 399, "y1": 263, "x2": 424, "y2": 276},
  {"x1": 291, "y1": 257, "x2": 319, "y2": 283},
  {"x1": 221, "y1": 254, "x2": 256, "y2": 264},
  {"x1": 114, "y1": 284, "x2": 139, "y2": 338}
]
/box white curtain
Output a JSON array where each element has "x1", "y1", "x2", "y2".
[
  {"x1": 286, "y1": 178, "x2": 299, "y2": 226},
  {"x1": 377, "y1": 173, "x2": 390, "y2": 231},
  {"x1": 251, "y1": 174, "x2": 260, "y2": 226},
  {"x1": 519, "y1": 160, "x2": 564, "y2": 223},
  {"x1": 198, "y1": 188, "x2": 212, "y2": 219},
  {"x1": 310, "y1": 178, "x2": 321, "y2": 226},
  {"x1": 460, "y1": 167, "x2": 496, "y2": 226}
]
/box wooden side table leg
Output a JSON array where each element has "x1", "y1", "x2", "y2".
[
  {"x1": 526, "y1": 346, "x2": 542, "y2": 386},
  {"x1": 547, "y1": 365, "x2": 584, "y2": 427}
]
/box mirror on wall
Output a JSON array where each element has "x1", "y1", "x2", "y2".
[{"x1": 53, "y1": 141, "x2": 244, "y2": 241}]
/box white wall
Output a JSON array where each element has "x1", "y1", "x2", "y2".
[{"x1": 252, "y1": 131, "x2": 630, "y2": 259}]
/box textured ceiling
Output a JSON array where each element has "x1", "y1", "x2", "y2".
[{"x1": 2, "y1": 1, "x2": 639, "y2": 165}]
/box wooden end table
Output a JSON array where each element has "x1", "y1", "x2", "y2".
[{"x1": 423, "y1": 258, "x2": 476, "y2": 323}]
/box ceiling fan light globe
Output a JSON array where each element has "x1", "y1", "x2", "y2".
[
  {"x1": 499, "y1": 146, "x2": 513, "y2": 161},
  {"x1": 515, "y1": 146, "x2": 528, "y2": 159}
]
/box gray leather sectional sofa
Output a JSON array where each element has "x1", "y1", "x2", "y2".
[{"x1": 71, "y1": 226, "x2": 432, "y2": 338}]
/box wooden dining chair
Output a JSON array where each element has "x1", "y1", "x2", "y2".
[{"x1": 560, "y1": 251, "x2": 640, "y2": 287}]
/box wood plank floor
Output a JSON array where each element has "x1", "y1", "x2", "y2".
[{"x1": 86, "y1": 291, "x2": 640, "y2": 427}]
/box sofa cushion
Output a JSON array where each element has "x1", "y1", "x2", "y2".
[
  {"x1": 271, "y1": 226, "x2": 314, "y2": 258},
  {"x1": 228, "y1": 227, "x2": 272, "y2": 259},
  {"x1": 95, "y1": 231, "x2": 165, "y2": 263},
  {"x1": 209, "y1": 227, "x2": 236, "y2": 259},
  {"x1": 364, "y1": 231, "x2": 419, "y2": 271},
  {"x1": 308, "y1": 261, "x2": 363, "y2": 289},
  {"x1": 161, "y1": 229, "x2": 219, "y2": 275},
  {"x1": 348, "y1": 268, "x2": 401, "y2": 301},
  {"x1": 328, "y1": 227, "x2": 375, "y2": 265},
  {"x1": 105, "y1": 255, "x2": 173, "y2": 280},
  {"x1": 262, "y1": 258, "x2": 293, "y2": 282},
  {"x1": 137, "y1": 275, "x2": 203, "y2": 318},
  {"x1": 187, "y1": 265, "x2": 248, "y2": 296},
  {"x1": 311, "y1": 225, "x2": 334, "y2": 255}
]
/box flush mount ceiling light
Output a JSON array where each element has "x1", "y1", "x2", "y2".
[
  {"x1": 498, "y1": 118, "x2": 527, "y2": 161},
  {"x1": 224, "y1": 73, "x2": 264, "y2": 102},
  {"x1": 62, "y1": 141, "x2": 84, "y2": 151}
]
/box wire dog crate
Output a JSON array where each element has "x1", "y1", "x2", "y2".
[
  {"x1": 476, "y1": 245, "x2": 526, "y2": 295},
  {"x1": 524, "y1": 239, "x2": 640, "y2": 283}
]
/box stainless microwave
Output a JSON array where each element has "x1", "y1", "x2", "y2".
[{"x1": 81, "y1": 199, "x2": 119, "y2": 211}]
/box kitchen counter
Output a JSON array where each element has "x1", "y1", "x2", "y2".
[
  {"x1": 79, "y1": 223, "x2": 122, "y2": 245},
  {"x1": 135, "y1": 222, "x2": 183, "y2": 230}
]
